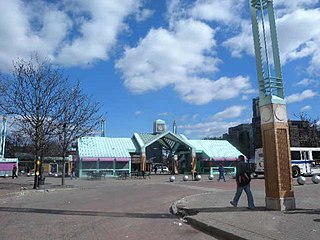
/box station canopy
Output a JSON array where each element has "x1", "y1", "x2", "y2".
[
  {"x1": 78, "y1": 137, "x2": 137, "y2": 161},
  {"x1": 78, "y1": 134, "x2": 243, "y2": 161},
  {"x1": 133, "y1": 131, "x2": 194, "y2": 152},
  {"x1": 187, "y1": 139, "x2": 243, "y2": 161}
]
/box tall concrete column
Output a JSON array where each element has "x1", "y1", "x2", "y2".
[
  {"x1": 260, "y1": 103, "x2": 295, "y2": 210},
  {"x1": 249, "y1": 0, "x2": 295, "y2": 210}
]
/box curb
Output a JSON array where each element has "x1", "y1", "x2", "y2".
[
  {"x1": 185, "y1": 216, "x2": 248, "y2": 240},
  {"x1": 171, "y1": 196, "x2": 269, "y2": 240},
  {"x1": 171, "y1": 199, "x2": 247, "y2": 240}
]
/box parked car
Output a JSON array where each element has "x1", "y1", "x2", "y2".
[
  {"x1": 156, "y1": 166, "x2": 170, "y2": 173},
  {"x1": 27, "y1": 171, "x2": 35, "y2": 177}
]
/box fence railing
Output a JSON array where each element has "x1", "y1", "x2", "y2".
[{"x1": 210, "y1": 167, "x2": 236, "y2": 176}]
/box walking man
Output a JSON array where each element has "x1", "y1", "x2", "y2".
[
  {"x1": 230, "y1": 155, "x2": 255, "y2": 209},
  {"x1": 12, "y1": 164, "x2": 18, "y2": 179},
  {"x1": 218, "y1": 163, "x2": 226, "y2": 182},
  {"x1": 70, "y1": 165, "x2": 76, "y2": 180}
]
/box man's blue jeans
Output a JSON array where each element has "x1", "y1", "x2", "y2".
[
  {"x1": 231, "y1": 183, "x2": 255, "y2": 209},
  {"x1": 218, "y1": 173, "x2": 226, "y2": 181}
]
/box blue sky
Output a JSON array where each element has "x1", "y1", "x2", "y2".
[{"x1": 1, "y1": 0, "x2": 319, "y2": 138}]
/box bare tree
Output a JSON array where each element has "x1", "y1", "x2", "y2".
[
  {"x1": 56, "y1": 81, "x2": 100, "y2": 185},
  {"x1": 5, "y1": 131, "x2": 34, "y2": 158},
  {"x1": 294, "y1": 112, "x2": 320, "y2": 147},
  {"x1": 0, "y1": 55, "x2": 67, "y2": 188}
]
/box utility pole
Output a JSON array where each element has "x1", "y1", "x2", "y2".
[
  {"x1": 249, "y1": 0, "x2": 295, "y2": 210},
  {"x1": 173, "y1": 120, "x2": 177, "y2": 134},
  {"x1": 0, "y1": 116, "x2": 7, "y2": 158},
  {"x1": 101, "y1": 117, "x2": 106, "y2": 137}
]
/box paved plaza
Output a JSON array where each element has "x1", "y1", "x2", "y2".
[
  {"x1": 0, "y1": 174, "x2": 319, "y2": 240},
  {"x1": 0, "y1": 174, "x2": 216, "y2": 240},
  {"x1": 172, "y1": 176, "x2": 320, "y2": 240}
]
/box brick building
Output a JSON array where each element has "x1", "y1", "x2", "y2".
[{"x1": 225, "y1": 97, "x2": 320, "y2": 158}]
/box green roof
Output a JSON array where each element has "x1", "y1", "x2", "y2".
[
  {"x1": 133, "y1": 132, "x2": 195, "y2": 152},
  {"x1": 78, "y1": 137, "x2": 137, "y2": 158},
  {"x1": 187, "y1": 139, "x2": 243, "y2": 159},
  {"x1": 77, "y1": 136, "x2": 242, "y2": 160},
  {"x1": 136, "y1": 133, "x2": 161, "y2": 145}
]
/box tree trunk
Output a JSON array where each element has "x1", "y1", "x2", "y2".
[
  {"x1": 61, "y1": 156, "x2": 65, "y2": 186},
  {"x1": 33, "y1": 152, "x2": 40, "y2": 189},
  {"x1": 33, "y1": 160, "x2": 39, "y2": 189}
]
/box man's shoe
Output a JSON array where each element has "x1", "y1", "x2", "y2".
[
  {"x1": 230, "y1": 201, "x2": 237, "y2": 207},
  {"x1": 247, "y1": 207, "x2": 255, "y2": 210}
]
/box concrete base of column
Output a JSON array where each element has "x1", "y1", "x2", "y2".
[{"x1": 266, "y1": 197, "x2": 296, "y2": 211}]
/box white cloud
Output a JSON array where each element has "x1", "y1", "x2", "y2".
[
  {"x1": 294, "y1": 78, "x2": 319, "y2": 86},
  {"x1": 274, "y1": 0, "x2": 319, "y2": 11},
  {"x1": 0, "y1": 0, "x2": 141, "y2": 70},
  {"x1": 56, "y1": 1, "x2": 140, "y2": 66},
  {"x1": 242, "y1": 95, "x2": 249, "y2": 100},
  {"x1": 222, "y1": 6, "x2": 320, "y2": 76},
  {"x1": 158, "y1": 112, "x2": 170, "y2": 116},
  {"x1": 222, "y1": 20, "x2": 254, "y2": 57},
  {"x1": 300, "y1": 105, "x2": 312, "y2": 111},
  {"x1": 0, "y1": 0, "x2": 71, "y2": 70},
  {"x1": 136, "y1": 9, "x2": 154, "y2": 22},
  {"x1": 174, "y1": 76, "x2": 252, "y2": 105},
  {"x1": 116, "y1": 19, "x2": 253, "y2": 105},
  {"x1": 308, "y1": 43, "x2": 320, "y2": 75},
  {"x1": 134, "y1": 111, "x2": 143, "y2": 116},
  {"x1": 189, "y1": 0, "x2": 245, "y2": 24},
  {"x1": 212, "y1": 105, "x2": 246, "y2": 121},
  {"x1": 178, "y1": 113, "x2": 199, "y2": 123},
  {"x1": 277, "y1": 8, "x2": 320, "y2": 65},
  {"x1": 286, "y1": 89, "x2": 318, "y2": 103},
  {"x1": 179, "y1": 120, "x2": 241, "y2": 138}
]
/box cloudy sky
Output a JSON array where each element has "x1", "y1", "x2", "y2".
[{"x1": 1, "y1": 0, "x2": 319, "y2": 138}]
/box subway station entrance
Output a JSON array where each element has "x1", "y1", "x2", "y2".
[{"x1": 133, "y1": 132, "x2": 196, "y2": 174}]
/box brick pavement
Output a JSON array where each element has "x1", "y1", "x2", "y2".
[
  {"x1": 172, "y1": 176, "x2": 320, "y2": 240},
  {"x1": 3, "y1": 174, "x2": 319, "y2": 240}
]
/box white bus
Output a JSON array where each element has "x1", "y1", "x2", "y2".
[{"x1": 254, "y1": 147, "x2": 320, "y2": 178}]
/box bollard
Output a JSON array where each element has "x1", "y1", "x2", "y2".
[
  {"x1": 196, "y1": 174, "x2": 201, "y2": 181},
  {"x1": 169, "y1": 176, "x2": 175, "y2": 182},
  {"x1": 183, "y1": 175, "x2": 189, "y2": 181},
  {"x1": 297, "y1": 176, "x2": 306, "y2": 185},
  {"x1": 312, "y1": 175, "x2": 320, "y2": 184},
  {"x1": 208, "y1": 174, "x2": 214, "y2": 180}
]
